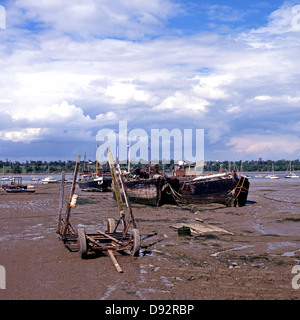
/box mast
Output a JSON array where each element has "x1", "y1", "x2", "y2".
[
  {"x1": 96, "y1": 134, "x2": 99, "y2": 176},
  {"x1": 83, "y1": 152, "x2": 86, "y2": 172},
  {"x1": 128, "y1": 138, "x2": 131, "y2": 173}
]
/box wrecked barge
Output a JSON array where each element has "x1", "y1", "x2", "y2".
[{"x1": 113, "y1": 165, "x2": 249, "y2": 207}]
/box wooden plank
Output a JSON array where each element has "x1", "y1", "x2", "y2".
[
  {"x1": 171, "y1": 222, "x2": 233, "y2": 236},
  {"x1": 96, "y1": 230, "x2": 125, "y2": 246},
  {"x1": 108, "y1": 250, "x2": 123, "y2": 273}
]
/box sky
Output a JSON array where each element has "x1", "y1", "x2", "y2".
[{"x1": 0, "y1": 0, "x2": 300, "y2": 162}]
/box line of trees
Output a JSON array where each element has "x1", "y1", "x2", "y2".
[{"x1": 1, "y1": 158, "x2": 299, "y2": 174}]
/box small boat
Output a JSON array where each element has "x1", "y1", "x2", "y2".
[
  {"x1": 0, "y1": 176, "x2": 13, "y2": 181},
  {"x1": 239, "y1": 161, "x2": 251, "y2": 179},
  {"x1": 254, "y1": 173, "x2": 265, "y2": 178},
  {"x1": 265, "y1": 164, "x2": 279, "y2": 179},
  {"x1": 254, "y1": 163, "x2": 265, "y2": 178},
  {"x1": 42, "y1": 176, "x2": 59, "y2": 184},
  {"x1": 285, "y1": 172, "x2": 299, "y2": 178},
  {"x1": 2, "y1": 177, "x2": 35, "y2": 193},
  {"x1": 265, "y1": 174, "x2": 279, "y2": 179},
  {"x1": 285, "y1": 161, "x2": 299, "y2": 178},
  {"x1": 78, "y1": 173, "x2": 110, "y2": 192},
  {"x1": 241, "y1": 174, "x2": 251, "y2": 179},
  {"x1": 6, "y1": 188, "x2": 35, "y2": 193}
]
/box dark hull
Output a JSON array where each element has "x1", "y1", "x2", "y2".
[
  {"x1": 2, "y1": 184, "x2": 28, "y2": 190},
  {"x1": 78, "y1": 179, "x2": 109, "y2": 192},
  {"x1": 119, "y1": 177, "x2": 179, "y2": 206},
  {"x1": 178, "y1": 175, "x2": 249, "y2": 207},
  {"x1": 6, "y1": 188, "x2": 35, "y2": 193},
  {"x1": 115, "y1": 174, "x2": 249, "y2": 207}
]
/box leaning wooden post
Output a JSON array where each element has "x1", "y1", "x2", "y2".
[
  {"x1": 62, "y1": 155, "x2": 81, "y2": 241},
  {"x1": 107, "y1": 147, "x2": 126, "y2": 230},
  {"x1": 116, "y1": 158, "x2": 137, "y2": 231},
  {"x1": 56, "y1": 172, "x2": 65, "y2": 234}
]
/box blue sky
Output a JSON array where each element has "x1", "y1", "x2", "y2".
[{"x1": 0, "y1": 0, "x2": 300, "y2": 162}]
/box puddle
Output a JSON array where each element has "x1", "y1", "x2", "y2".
[
  {"x1": 99, "y1": 285, "x2": 118, "y2": 300},
  {"x1": 211, "y1": 244, "x2": 254, "y2": 257},
  {"x1": 160, "y1": 276, "x2": 174, "y2": 287}
]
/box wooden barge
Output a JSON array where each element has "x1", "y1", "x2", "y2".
[
  {"x1": 115, "y1": 165, "x2": 249, "y2": 207},
  {"x1": 177, "y1": 173, "x2": 249, "y2": 207}
]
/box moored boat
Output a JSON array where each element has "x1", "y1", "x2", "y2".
[
  {"x1": 78, "y1": 172, "x2": 110, "y2": 192},
  {"x1": 285, "y1": 161, "x2": 299, "y2": 178},
  {"x1": 1, "y1": 177, "x2": 36, "y2": 193},
  {"x1": 265, "y1": 163, "x2": 279, "y2": 179},
  {"x1": 176, "y1": 172, "x2": 249, "y2": 207},
  {"x1": 42, "y1": 176, "x2": 59, "y2": 184}
]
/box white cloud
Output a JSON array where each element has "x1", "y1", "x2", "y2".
[
  {"x1": 0, "y1": 128, "x2": 47, "y2": 143},
  {"x1": 13, "y1": 0, "x2": 179, "y2": 39},
  {"x1": 105, "y1": 81, "x2": 151, "y2": 104},
  {"x1": 253, "y1": 95, "x2": 300, "y2": 103},
  {"x1": 154, "y1": 91, "x2": 209, "y2": 114},
  {"x1": 228, "y1": 134, "x2": 300, "y2": 158}
]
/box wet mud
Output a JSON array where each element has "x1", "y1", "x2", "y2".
[{"x1": 0, "y1": 179, "x2": 299, "y2": 300}]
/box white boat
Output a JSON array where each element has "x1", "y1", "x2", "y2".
[
  {"x1": 239, "y1": 161, "x2": 251, "y2": 179},
  {"x1": 42, "y1": 176, "x2": 59, "y2": 184},
  {"x1": 254, "y1": 173, "x2": 265, "y2": 178},
  {"x1": 265, "y1": 163, "x2": 279, "y2": 179},
  {"x1": 285, "y1": 161, "x2": 299, "y2": 178},
  {"x1": 285, "y1": 172, "x2": 299, "y2": 178},
  {"x1": 241, "y1": 174, "x2": 251, "y2": 179},
  {"x1": 265, "y1": 174, "x2": 279, "y2": 179},
  {"x1": 0, "y1": 176, "x2": 13, "y2": 181}
]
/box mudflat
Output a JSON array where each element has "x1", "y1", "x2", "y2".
[{"x1": 0, "y1": 179, "x2": 299, "y2": 300}]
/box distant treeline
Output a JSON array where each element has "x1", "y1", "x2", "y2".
[{"x1": 1, "y1": 158, "x2": 299, "y2": 174}]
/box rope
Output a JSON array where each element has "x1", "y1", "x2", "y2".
[{"x1": 250, "y1": 190, "x2": 300, "y2": 205}]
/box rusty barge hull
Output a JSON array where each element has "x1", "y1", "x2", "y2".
[
  {"x1": 114, "y1": 174, "x2": 249, "y2": 207},
  {"x1": 178, "y1": 175, "x2": 249, "y2": 207}
]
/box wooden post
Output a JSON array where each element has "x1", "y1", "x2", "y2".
[
  {"x1": 56, "y1": 172, "x2": 65, "y2": 234},
  {"x1": 107, "y1": 147, "x2": 126, "y2": 230},
  {"x1": 62, "y1": 155, "x2": 81, "y2": 240},
  {"x1": 116, "y1": 158, "x2": 137, "y2": 231}
]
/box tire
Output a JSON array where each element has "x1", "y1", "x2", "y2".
[
  {"x1": 130, "y1": 229, "x2": 140, "y2": 257},
  {"x1": 107, "y1": 218, "x2": 116, "y2": 233},
  {"x1": 77, "y1": 228, "x2": 88, "y2": 259}
]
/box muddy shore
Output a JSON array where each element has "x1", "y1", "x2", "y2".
[{"x1": 0, "y1": 179, "x2": 299, "y2": 300}]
